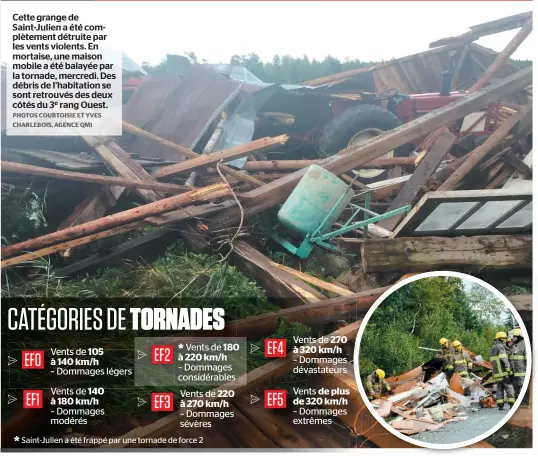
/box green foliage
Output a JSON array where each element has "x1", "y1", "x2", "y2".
[{"x1": 360, "y1": 277, "x2": 513, "y2": 377}]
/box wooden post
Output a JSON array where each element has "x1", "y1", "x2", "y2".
[
  {"x1": 122, "y1": 121, "x2": 264, "y2": 187},
  {"x1": 1, "y1": 161, "x2": 190, "y2": 194},
  {"x1": 152, "y1": 135, "x2": 288, "y2": 179},
  {"x1": 470, "y1": 18, "x2": 533, "y2": 92},
  {"x1": 361, "y1": 235, "x2": 532, "y2": 273}
]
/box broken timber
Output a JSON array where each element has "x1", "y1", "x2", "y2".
[
  {"x1": 1, "y1": 161, "x2": 190, "y2": 194},
  {"x1": 377, "y1": 129, "x2": 456, "y2": 231},
  {"x1": 360, "y1": 235, "x2": 532, "y2": 273},
  {"x1": 429, "y1": 11, "x2": 532, "y2": 48},
  {"x1": 122, "y1": 120, "x2": 264, "y2": 187},
  {"x1": 106, "y1": 320, "x2": 363, "y2": 447},
  {"x1": 206, "y1": 67, "x2": 532, "y2": 231},
  {"x1": 231, "y1": 241, "x2": 325, "y2": 304},
  {"x1": 152, "y1": 135, "x2": 288, "y2": 179},
  {"x1": 1, "y1": 183, "x2": 230, "y2": 259},
  {"x1": 438, "y1": 103, "x2": 532, "y2": 190},
  {"x1": 83, "y1": 136, "x2": 162, "y2": 202},
  {"x1": 211, "y1": 287, "x2": 389, "y2": 338}
]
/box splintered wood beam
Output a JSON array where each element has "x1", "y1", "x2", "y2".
[
  {"x1": 231, "y1": 240, "x2": 326, "y2": 304},
  {"x1": 1, "y1": 161, "x2": 191, "y2": 194},
  {"x1": 1, "y1": 221, "x2": 145, "y2": 269},
  {"x1": 1, "y1": 183, "x2": 230, "y2": 259},
  {"x1": 122, "y1": 121, "x2": 264, "y2": 187},
  {"x1": 207, "y1": 67, "x2": 532, "y2": 231},
  {"x1": 268, "y1": 262, "x2": 354, "y2": 296},
  {"x1": 82, "y1": 137, "x2": 162, "y2": 202},
  {"x1": 152, "y1": 135, "x2": 288, "y2": 179},
  {"x1": 377, "y1": 129, "x2": 457, "y2": 231},
  {"x1": 470, "y1": 18, "x2": 533, "y2": 92},
  {"x1": 105, "y1": 320, "x2": 363, "y2": 447},
  {"x1": 361, "y1": 235, "x2": 532, "y2": 273},
  {"x1": 238, "y1": 157, "x2": 415, "y2": 172},
  {"x1": 438, "y1": 103, "x2": 532, "y2": 190},
  {"x1": 429, "y1": 11, "x2": 532, "y2": 48}
]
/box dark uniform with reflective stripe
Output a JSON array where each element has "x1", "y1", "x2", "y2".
[
  {"x1": 509, "y1": 338, "x2": 526, "y2": 397},
  {"x1": 365, "y1": 372, "x2": 392, "y2": 400},
  {"x1": 447, "y1": 350, "x2": 472, "y2": 376},
  {"x1": 490, "y1": 339, "x2": 515, "y2": 408}
]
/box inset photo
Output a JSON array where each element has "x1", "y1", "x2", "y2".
[{"x1": 354, "y1": 272, "x2": 531, "y2": 449}]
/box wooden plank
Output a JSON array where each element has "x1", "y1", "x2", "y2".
[
  {"x1": 429, "y1": 12, "x2": 532, "y2": 48},
  {"x1": 451, "y1": 45, "x2": 470, "y2": 90},
  {"x1": 82, "y1": 137, "x2": 162, "y2": 202},
  {"x1": 58, "y1": 186, "x2": 124, "y2": 230},
  {"x1": 1, "y1": 161, "x2": 190, "y2": 194},
  {"x1": 361, "y1": 235, "x2": 532, "y2": 273},
  {"x1": 1, "y1": 221, "x2": 145, "y2": 269},
  {"x1": 122, "y1": 120, "x2": 264, "y2": 187},
  {"x1": 152, "y1": 135, "x2": 288, "y2": 179},
  {"x1": 207, "y1": 67, "x2": 533, "y2": 231},
  {"x1": 239, "y1": 157, "x2": 416, "y2": 172},
  {"x1": 269, "y1": 262, "x2": 354, "y2": 296},
  {"x1": 197, "y1": 286, "x2": 389, "y2": 339},
  {"x1": 439, "y1": 103, "x2": 532, "y2": 190},
  {"x1": 1, "y1": 183, "x2": 230, "y2": 258},
  {"x1": 231, "y1": 240, "x2": 326, "y2": 304},
  {"x1": 507, "y1": 294, "x2": 532, "y2": 313},
  {"x1": 106, "y1": 320, "x2": 363, "y2": 447},
  {"x1": 54, "y1": 229, "x2": 178, "y2": 277},
  {"x1": 377, "y1": 129, "x2": 457, "y2": 231},
  {"x1": 469, "y1": 18, "x2": 532, "y2": 92}
]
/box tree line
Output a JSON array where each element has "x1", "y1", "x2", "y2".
[
  {"x1": 142, "y1": 52, "x2": 531, "y2": 85},
  {"x1": 358, "y1": 277, "x2": 511, "y2": 377}
]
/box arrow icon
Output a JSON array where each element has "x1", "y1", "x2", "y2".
[
  {"x1": 137, "y1": 397, "x2": 146, "y2": 407},
  {"x1": 250, "y1": 394, "x2": 259, "y2": 405},
  {"x1": 7, "y1": 356, "x2": 17, "y2": 366},
  {"x1": 8, "y1": 395, "x2": 17, "y2": 405},
  {"x1": 249, "y1": 344, "x2": 260, "y2": 354},
  {"x1": 136, "y1": 350, "x2": 147, "y2": 360}
]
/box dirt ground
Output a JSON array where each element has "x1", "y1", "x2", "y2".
[{"x1": 412, "y1": 407, "x2": 510, "y2": 445}]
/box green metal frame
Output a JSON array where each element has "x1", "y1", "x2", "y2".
[{"x1": 274, "y1": 188, "x2": 411, "y2": 259}]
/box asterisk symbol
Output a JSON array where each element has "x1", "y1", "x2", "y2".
[
  {"x1": 14, "y1": 436, "x2": 20, "y2": 442},
  {"x1": 178, "y1": 344, "x2": 184, "y2": 349}
]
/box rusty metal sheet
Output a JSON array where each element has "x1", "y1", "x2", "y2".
[
  {"x1": 129, "y1": 65, "x2": 242, "y2": 161},
  {"x1": 123, "y1": 76, "x2": 183, "y2": 129}
]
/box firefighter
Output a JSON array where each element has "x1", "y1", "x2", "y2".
[
  {"x1": 489, "y1": 331, "x2": 515, "y2": 410},
  {"x1": 438, "y1": 337, "x2": 454, "y2": 373},
  {"x1": 508, "y1": 328, "x2": 527, "y2": 397},
  {"x1": 365, "y1": 369, "x2": 393, "y2": 401},
  {"x1": 447, "y1": 340, "x2": 473, "y2": 377}
]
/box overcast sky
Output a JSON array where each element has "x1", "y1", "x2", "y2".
[{"x1": 1, "y1": 1, "x2": 534, "y2": 67}]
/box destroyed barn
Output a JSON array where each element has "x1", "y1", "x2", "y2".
[{"x1": 1, "y1": 12, "x2": 533, "y2": 449}]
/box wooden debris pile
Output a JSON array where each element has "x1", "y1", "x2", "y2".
[{"x1": 1, "y1": 12, "x2": 533, "y2": 449}]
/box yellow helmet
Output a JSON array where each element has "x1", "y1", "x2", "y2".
[
  {"x1": 440, "y1": 338, "x2": 448, "y2": 345},
  {"x1": 496, "y1": 331, "x2": 507, "y2": 339},
  {"x1": 375, "y1": 369, "x2": 386, "y2": 379},
  {"x1": 452, "y1": 340, "x2": 462, "y2": 348},
  {"x1": 513, "y1": 328, "x2": 521, "y2": 337}
]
